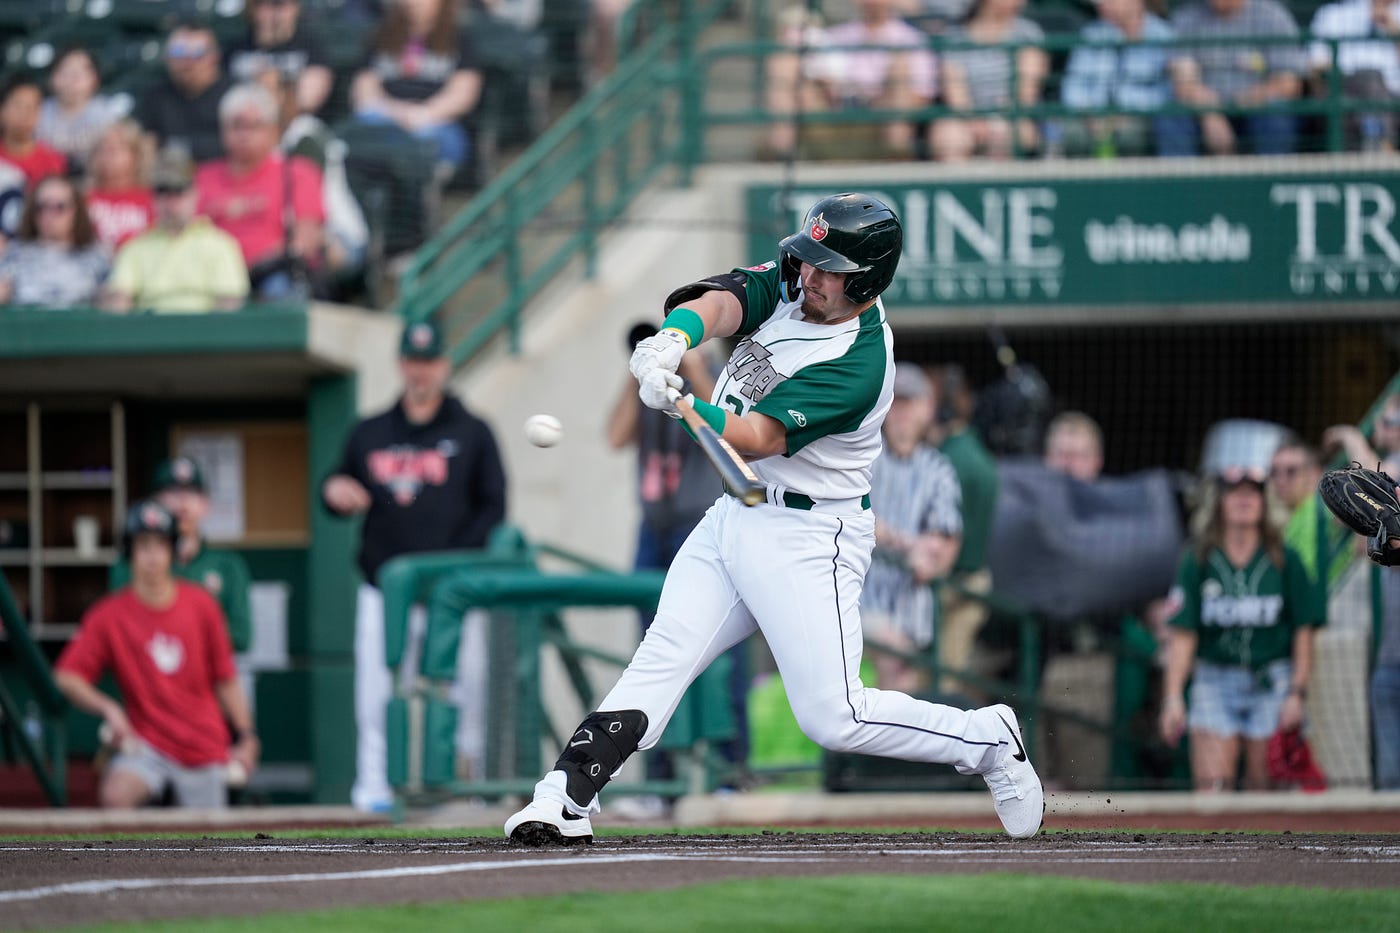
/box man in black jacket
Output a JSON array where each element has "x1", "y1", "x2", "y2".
[{"x1": 323, "y1": 318, "x2": 506, "y2": 812}]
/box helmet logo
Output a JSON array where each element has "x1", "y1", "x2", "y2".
[
  {"x1": 810, "y1": 213, "x2": 829, "y2": 242},
  {"x1": 141, "y1": 504, "x2": 166, "y2": 532},
  {"x1": 173, "y1": 458, "x2": 195, "y2": 483},
  {"x1": 409, "y1": 324, "x2": 433, "y2": 350}
]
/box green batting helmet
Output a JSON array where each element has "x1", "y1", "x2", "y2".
[
  {"x1": 779, "y1": 193, "x2": 903, "y2": 305},
  {"x1": 121, "y1": 498, "x2": 179, "y2": 558}
]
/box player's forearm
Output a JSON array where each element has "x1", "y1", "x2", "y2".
[
  {"x1": 214, "y1": 679, "x2": 255, "y2": 737},
  {"x1": 663, "y1": 289, "x2": 743, "y2": 347},
  {"x1": 54, "y1": 671, "x2": 119, "y2": 720},
  {"x1": 606, "y1": 381, "x2": 640, "y2": 449},
  {"x1": 1161, "y1": 629, "x2": 1196, "y2": 700},
  {"x1": 1290, "y1": 626, "x2": 1314, "y2": 693},
  {"x1": 721, "y1": 410, "x2": 787, "y2": 459}
]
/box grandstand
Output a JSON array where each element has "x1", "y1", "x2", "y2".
[{"x1": 1, "y1": 0, "x2": 1399, "y2": 817}]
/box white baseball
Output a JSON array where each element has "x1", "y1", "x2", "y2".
[
  {"x1": 524, "y1": 414, "x2": 563, "y2": 448},
  {"x1": 226, "y1": 760, "x2": 249, "y2": 788}
]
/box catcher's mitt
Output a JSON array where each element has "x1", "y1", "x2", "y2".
[{"x1": 1319, "y1": 463, "x2": 1400, "y2": 566}]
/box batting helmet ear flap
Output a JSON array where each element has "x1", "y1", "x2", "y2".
[{"x1": 779, "y1": 251, "x2": 801, "y2": 302}]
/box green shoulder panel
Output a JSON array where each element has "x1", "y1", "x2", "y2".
[
  {"x1": 752, "y1": 309, "x2": 887, "y2": 455},
  {"x1": 732, "y1": 261, "x2": 782, "y2": 336}
]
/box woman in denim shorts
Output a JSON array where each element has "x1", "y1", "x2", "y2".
[{"x1": 1158, "y1": 464, "x2": 1321, "y2": 791}]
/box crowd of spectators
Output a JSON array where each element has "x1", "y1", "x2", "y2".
[
  {"x1": 847, "y1": 364, "x2": 1399, "y2": 793},
  {"x1": 766, "y1": 0, "x2": 1400, "y2": 159},
  {"x1": 0, "y1": 0, "x2": 592, "y2": 312}
]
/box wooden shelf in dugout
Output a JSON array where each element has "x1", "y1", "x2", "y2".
[{"x1": 44, "y1": 565, "x2": 109, "y2": 629}]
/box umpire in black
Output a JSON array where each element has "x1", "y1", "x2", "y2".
[{"x1": 321, "y1": 318, "x2": 507, "y2": 812}]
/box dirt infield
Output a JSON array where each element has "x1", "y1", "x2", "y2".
[{"x1": 2, "y1": 831, "x2": 1397, "y2": 930}]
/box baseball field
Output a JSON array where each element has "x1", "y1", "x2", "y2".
[{"x1": 3, "y1": 822, "x2": 1398, "y2": 931}]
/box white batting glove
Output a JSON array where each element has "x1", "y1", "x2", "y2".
[
  {"x1": 628, "y1": 328, "x2": 689, "y2": 383},
  {"x1": 639, "y1": 369, "x2": 684, "y2": 413}
]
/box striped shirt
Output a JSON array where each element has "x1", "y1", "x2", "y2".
[
  {"x1": 1171, "y1": 0, "x2": 1306, "y2": 99},
  {"x1": 862, "y1": 444, "x2": 963, "y2": 647},
  {"x1": 944, "y1": 17, "x2": 1045, "y2": 109}
]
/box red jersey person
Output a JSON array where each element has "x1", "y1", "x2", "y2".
[{"x1": 55, "y1": 499, "x2": 259, "y2": 808}]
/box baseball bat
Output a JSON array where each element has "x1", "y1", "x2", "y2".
[{"x1": 673, "y1": 395, "x2": 766, "y2": 506}]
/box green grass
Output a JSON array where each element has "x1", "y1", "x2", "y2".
[{"x1": 63, "y1": 873, "x2": 1400, "y2": 933}]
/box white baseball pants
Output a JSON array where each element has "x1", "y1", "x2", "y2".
[
  {"x1": 582, "y1": 494, "x2": 1007, "y2": 809},
  {"x1": 351, "y1": 583, "x2": 488, "y2": 812}
]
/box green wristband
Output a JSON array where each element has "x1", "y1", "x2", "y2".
[
  {"x1": 662, "y1": 307, "x2": 705, "y2": 349},
  {"x1": 691, "y1": 397, "x2": 727, "y2": 435},
  {"x1": 676, "y1": 397, "x2": 727, "y2": 442}
]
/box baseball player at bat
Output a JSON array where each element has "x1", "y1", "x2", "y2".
[{"x1": 506, "y1": 192, "x2": 1043, "y2": 845}]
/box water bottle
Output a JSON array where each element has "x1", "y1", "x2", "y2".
[
  {"x1": 1360, "y1": 114, "x2": 1385, "y2": 153},
  {"x1": 21, "y1": 701, "x2": 42, "y2": 744}
]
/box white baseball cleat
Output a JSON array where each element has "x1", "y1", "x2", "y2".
[
  {"x1": 981, "y1": 704, "x2": 1044, "y2": 839},
  {"x1": 504, "y1": 798, "x2": 594, "y2": 846}
]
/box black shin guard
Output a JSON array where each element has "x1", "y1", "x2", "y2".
[{"x1": 554, "y1": 709, "x2": 649, "y2": 808}]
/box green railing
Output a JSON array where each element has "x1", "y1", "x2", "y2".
[
  {"x1": 692, "y1": 32, "x2": 1400, "y2": 165},
  {"x1": 0, "y1": 569, "x2": 67, "y2": 805},
  {"x1": 393, "y1": 0, "x2": 732, "y2": 366},
  {"x1": 377, "y1": 526, "x2": 738, "y2": 804}
]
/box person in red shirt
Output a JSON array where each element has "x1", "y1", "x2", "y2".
[
  {"x1": 195, "y1": 81, "x2": 324, "y2": 300},
  {"x1": 85, "y1": 119, "x2": 156, "y2": 251},
  {"x1": 0, "y1": 76, "x2": 67, "y2": 186},
  {"x1": 55, "y1": 499, "x2": 259, "y2": 809}
]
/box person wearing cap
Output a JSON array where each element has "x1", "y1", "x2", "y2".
[
  {"x1": 102, "y1": 146, "x2": 249, "y2": 314},
  {"x1": 1158, "y1": 459, "x2": 1320, "y2": 791},
  {"x1": 109, "y1": 456, "x2": 253, "y2": 653},
  {"x1": 321, "y1": 318, "x2": 506, "y2": 813},
  {"x1": 860, "y1": 362, "x2": 963, "y2": 694},
  {"x1": 56, "y1": 499, "x2": 259, "y2": 808}
]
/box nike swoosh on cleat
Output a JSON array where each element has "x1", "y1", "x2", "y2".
[{"x1": 997, "y1": 712, "x2": 1027, "y2": 762}]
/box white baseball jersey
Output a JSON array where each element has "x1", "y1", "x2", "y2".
[{"x1": 711, "y1": 261, "x2": 894, "y2": 502}]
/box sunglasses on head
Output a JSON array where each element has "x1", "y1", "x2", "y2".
[
  {"x1": 167, "y1": 42, "x2": 211, "y2": 60},
  {"x1": 1216, "y1": 466, "x2": 1267, "y2": 488}
]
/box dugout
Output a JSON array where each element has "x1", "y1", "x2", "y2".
[{"x1": 0, "y1": 304, "x2": 401, "y2": 805}]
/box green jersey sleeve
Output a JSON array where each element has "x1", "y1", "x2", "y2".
[
  {"x1": 1282, "y1": 545, "x2": 1323, "y2": 630},
  {"x1": 752, "y1": 314, "x2": 887, "y2": 455},
  {"x1": 109, "y1": 558, "x2": 131, "y2": 591},
  {"x1": 218, "y1": 551, "x2": 254, "y2": 652},
  {"x1": 1167, "y1": 550, "x2": 1201, "y2": 631},
  {"x1": 733, "y1": 262, "x2": 783, "y2": 336}
]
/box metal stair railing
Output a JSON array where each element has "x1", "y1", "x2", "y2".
[{"x1": 0, "y1": 569, "x2": 67, "y2": 805}]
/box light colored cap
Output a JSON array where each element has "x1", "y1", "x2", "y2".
[{"x1": 892, "y1": 361, "x2": 933, "y2": 399}]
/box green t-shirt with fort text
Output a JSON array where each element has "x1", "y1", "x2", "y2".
[
  {"x1": 1166, "y1": 544, "x2": 1320, "y2": 671},
  {"x1": 109, "y1": 542, "x2": 252, "y2": 652},
  {"x1": 706, "y1": 260, "x2": 893, "y2": 501}
]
